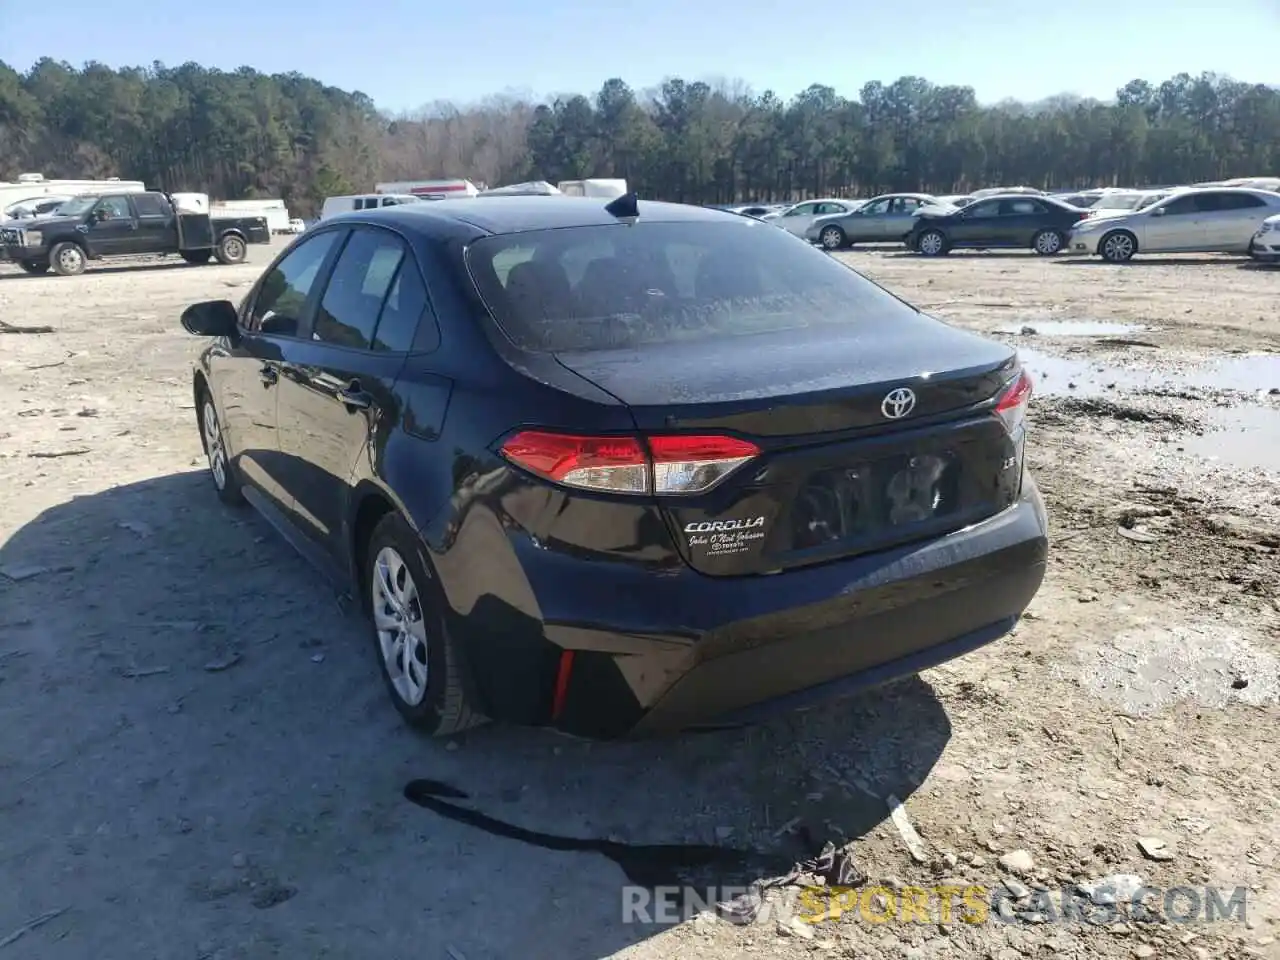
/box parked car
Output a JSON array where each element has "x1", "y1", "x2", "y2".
[
  {"x1": 805, "y1": 193, "x2": 937, "y2": 249},
  {"x1": 0, "y1": 191, "x2": 270, "y2": 276},
  {"x1": 1067, "y1": 187, "x2": 1280, "y2": 262},
  {"x1": 1249, "y1": 213, "x2": 1280, "y2": 263},
  {"x1": 766, "y1": 198, "x2": 865, "y2": 237},
  {"x1": 1084, "y1": 189, "x2": 1171, "y2": 218},
  {"x1": 178, "y1": 195, "x2": 1048, "y2": 740},
  {"x1": 286, "y1": 218, "x2": 306, "y2": 234},
  {"x1": 907, "y1": 194, "x2": 1091, "y2": 256},
  {"x1": 2, "y1": 194, "x2": 72, "y2": 221}
]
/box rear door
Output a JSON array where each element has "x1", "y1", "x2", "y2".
[
  {"x1": 1211, "y1": 192, "x2": 1271, "y2": 250},
  {"x1": 130, "y1": 193, "x2": 176, "y2": 253},
  {"x1": 274, "y1": 224, "x2": 432, "y2": 560}
]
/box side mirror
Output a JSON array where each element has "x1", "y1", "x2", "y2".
[
  {"x1": 181, "y1": 300, "x2": 239, "y2": 337},
  {"x1": 1150, "y1": 207, "x2": 1166, "y2": 217}
]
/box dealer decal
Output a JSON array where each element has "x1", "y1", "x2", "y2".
[{"x1": 684, "y1": 516, "x2": 767, "y2": 556}]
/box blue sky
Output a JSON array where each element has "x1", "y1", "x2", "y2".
[{"x1": 1, "y1": 0, "x2": 1276, "y2": 113}]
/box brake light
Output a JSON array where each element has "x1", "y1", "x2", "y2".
[
  {"x1": 994, "y1": 368, "x2": 1033, "y2": 434},
  {"x1": 499, "y1": 430, "x2": 760, "y2": 495}
]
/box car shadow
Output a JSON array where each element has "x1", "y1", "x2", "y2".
[
  {"x1": 1054, "y1": 256, "x2": 1247, "y2": 267},
  {"x1": 879, "y1": 249, "x2": 1036, "y2": 260},
  {"x1": 0, "y1": 470, "x2": 953, "y2": 960}
]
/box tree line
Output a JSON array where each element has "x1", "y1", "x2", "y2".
[{"x1": 1, "y1": 59, "x2": 1277, "y2": 216}]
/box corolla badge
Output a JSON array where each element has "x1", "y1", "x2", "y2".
[{"x1": 881, "y1": 387, "x2": 917, "y2": 419}]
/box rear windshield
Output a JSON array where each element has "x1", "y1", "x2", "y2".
[{"x1": 464, "y1": 219, "x2": 916, "y2": 353}]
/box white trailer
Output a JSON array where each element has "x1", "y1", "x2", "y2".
[
  {"x1": 374, "y1": 179, "x2": 480, "y2": 200},
  {"x1": 0, "y1": 173, "x2": 146, "y2": 213},
  {"x1": 557, "y1": 178, "x2": 628, "y2": 199},
  {"x1": 210, "y1": 199, "x2": 292, "y2": 234}
]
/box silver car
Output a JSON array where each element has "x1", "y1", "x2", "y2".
[
  {"x1": 805, "y1": 193, "x2": 936, "y2": 249},
  {"x1": 767, "y1": 198, "x2": 864, "y2": 237},
  {"x1": 1068, "y1": 187, "x2": 1280, "y2": 262}
]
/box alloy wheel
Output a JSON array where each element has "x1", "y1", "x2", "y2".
[
  {"x1": 202, "y1": 400, "x2": 227, "y2": 489},
  {"x1": 371, "y1": 547, "x2": 430, "y2": 706}
]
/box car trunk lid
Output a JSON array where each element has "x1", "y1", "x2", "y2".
[{"x1": 554, "y1": 322, "x2": 1027, "y2": 576}]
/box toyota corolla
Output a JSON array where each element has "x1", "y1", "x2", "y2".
[{"x1": 180, "y1": 194, "x2": 1048, "y2": 739}]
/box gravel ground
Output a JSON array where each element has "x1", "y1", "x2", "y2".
[{"x1": 0, "y1": 242, "x2": 1277, "y2": 960}]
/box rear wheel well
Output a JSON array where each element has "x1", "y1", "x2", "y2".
[{"x1": 351, "y1": 493, "x2": 395, "y2": 610}]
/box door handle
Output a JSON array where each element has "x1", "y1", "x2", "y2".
[
  {"x1": 339, "y1": 381, "x2": 372, "y2": 411},
  {"x1": 259, "y1": 364, "x2": 278, "y2": 386}
]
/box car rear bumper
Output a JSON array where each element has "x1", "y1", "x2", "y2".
[{"x1": 460, "y1": 476, "x2": 1048, "y2": 738}]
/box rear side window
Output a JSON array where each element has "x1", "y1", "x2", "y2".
[
  {"x1": 465, "y1": 219, "x2": 919, "y2": 353},
  {"x1": 248, "y1": 230, "x2": 341, "y2": 336},
  {"x1": 313, "y1": 228, "x2": 407, "y2": 349},
  {"x1": 133, "y1": 194, "x2": 168, "y2": 218}
]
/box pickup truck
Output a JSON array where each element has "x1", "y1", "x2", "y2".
[{"x1": 0, "y1": 191, "x2": 270, "y2": 277}]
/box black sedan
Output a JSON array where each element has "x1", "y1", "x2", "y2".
[
  {"x1": 180, "y1": 194, "x2": 1048, "y2": 739},
  {"x1": 906, "y1": 194, "x2": 1092, "y2": 256}
]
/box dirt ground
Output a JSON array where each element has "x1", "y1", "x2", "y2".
[{"x1": 1, "y1": 241, "x2": 1277, "y2": 960}]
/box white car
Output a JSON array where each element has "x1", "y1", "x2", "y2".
[
  {"x1": 768, "y1": 198, "x2": 864, "y2": 237},
  {"x1": 1067, "y1": 187, "x2": 1280, "y2": 262},
  {"x1": 1250, "y1": 213, "x2": 1280, "y2": 263}
]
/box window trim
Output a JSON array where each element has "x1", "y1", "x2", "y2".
[
  {"x1": 240, "y1": 226, "x2": 349, "y2": 339},
  {"x1": 283, "y1": 222, "x2": 441, "y2": 356}
]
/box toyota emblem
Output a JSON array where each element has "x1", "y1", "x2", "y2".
[{"x1": 881, "y1": 387, "x2": 917, "y2": 419}]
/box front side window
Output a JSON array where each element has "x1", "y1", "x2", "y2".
[
  {"x1": 247, "y1": 230, "x2": 341, "y2": 336},
  {"x1": 1160, "y1": 195, "x2": 1199, "y2": 216},
  {"x1": 94, "y1": 196, "x2": 132, "y2": 220},
  {"x1": 312, "y1": 228, "x2": 408, "y2": 349},
  {"x1": 465, "y1": 219, "x2": 920, "y2": 353},
  {"x1": 965, "y1": 200, "x2": 1001, "y2": 218},
  {"x1": 860, "y1": 199, "x2": 891, "y2": 216}
]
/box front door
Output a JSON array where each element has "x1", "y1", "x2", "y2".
[
  {"x1": 949, "y1": 198, "x2": 1002, "y2": 244},
  {"x1": 1142, "y1": 193, "x2": 1201, "y2": 252},
  {"x1": 274, "y1": 224, "x2": 428, "y2": 560},
  {"x1": 84, "y1": 195, "x2": 138, "y2": 255},
  {"x1": 850, "y1": 197, "x2": 892, "y2": 241},
  {"x1": 216, "y1": 228, "x2": 346, "y2": 513}
]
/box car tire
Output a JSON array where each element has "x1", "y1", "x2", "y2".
[
  {"x1": 1032, "y1": 229, "x2": 1065, "y2": 256},
  {"x1": 366, "y1": 512, "x2": 485, "y2": 737},
  {"x1": 214, "y1": 234, "x2": 247, "y2": 265},
  {"x1": 49, "y1": 241, "x2": 87, "y2": 276},
  {"x1": 1099, "y1": 230, "x2": 1137, "y2": 263},
  {"x1": 818, "y1": 225, "x2": 847, "y2": 250},
  {"x1": 916, "y1": 229, "x2": 949, "y2": 256},
  {"x1": 18, "y1": 259, "x2": 49, "y2": 275},
  {"x1": 182, "y1": 250, "x2": 212, "y2": 265},
  {"x1": 198, "y1": 387, "x2": 246, "y2": 506}
]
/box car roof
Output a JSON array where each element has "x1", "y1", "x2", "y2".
[{"x1": 326, "y1": 196, "x2": 743, "y2": 237}]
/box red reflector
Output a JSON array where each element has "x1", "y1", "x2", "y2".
[
  {"x1": 648, "y1": 435, "x2": 760, "y2": 462},
  {"x1": 551, "y1": 649, "x2": 574, "y2": 720},
  {"x1": 499, "y1": 431, "x2": 645, "y2": 483}
]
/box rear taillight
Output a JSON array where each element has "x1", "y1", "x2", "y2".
[
  {"x1": 499, "y1": 430, "x2": 760, "y2": 495},
  {"x1": 994, "y1": 368, "x2": 1033, "y2": 434}
]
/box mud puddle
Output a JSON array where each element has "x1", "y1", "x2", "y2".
[
  {"x1": 1180, "y1": 405, "x2": 1280, "y2": 473},
  {"x1": 1000, "y1": 320, "x2": 1146, "y2": 337},
  {"x1": 1017, "y1": 348, "x2": 1280, "y2": 398},
  {"x1": 1074, "y1": 623, "x2": 1280, "y2": 716}
]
